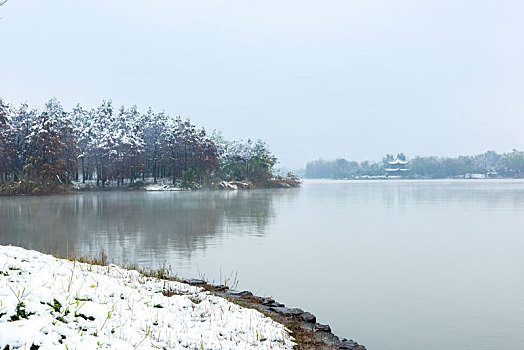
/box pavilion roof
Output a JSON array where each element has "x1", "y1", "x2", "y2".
[{"x1": 388, "y1": 158, "x2": 408, "y2": 165}]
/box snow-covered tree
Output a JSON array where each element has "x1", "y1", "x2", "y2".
[
  {"x1": 110, "y1": 105, "x2": 145, "y2": 185},
  {"x1": 86, "y1": 100, "x2": 115, "y2": 187},
  {"x1": 0, "y1": 99, "x2": 14, "y2": 181},
  {"x1": 161, "y1": 116, "x2": 183, "y2": 184},
  {"x1": 70, "y1": 103, "x2": 91, "y2": 182},
  {"x1": 142, "y1": 108, "x2": 168, "y2": 182},
  {"x1": 218, "y1": 138, "x2": 276, "y2": 184},
  {"x1": 8, "y1": 103, "x2": 37, "y2": 177},
  {"x1": 25, "y1": 98, "x2": 77, "y2": 191},
  {"x1": 0, "y1": 97, "x2": 279, "y2": 192}
]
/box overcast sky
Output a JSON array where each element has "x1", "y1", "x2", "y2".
[{"x1": 1, "y1": 0, "x2": 523, "y2": 168}]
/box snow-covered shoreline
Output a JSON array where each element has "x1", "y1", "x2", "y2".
[{"x1": 0, "y1": 245, "x2": 294, "y2": 349}]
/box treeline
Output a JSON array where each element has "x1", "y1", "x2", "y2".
[
  {"x1": 306, "y1": 159, "x2": 384, "y2": 179},
  {"x1": 0, "y1": 98, "x2": 294, "y2": 194},
  {"x1": 306, "y1": 151, "x2": 524, "y2": 179}
]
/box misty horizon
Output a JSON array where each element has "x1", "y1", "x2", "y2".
[{"x1": 2, "y1": 0, "x2": 523, "y2": 168}]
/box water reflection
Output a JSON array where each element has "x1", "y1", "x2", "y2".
[
  {"x1": 0, "y1": 190, "x2": 291, "y2": 263},
  {"x1": 2, "y1": 181, "x2": 524, "y2": 350},
  {"x1": 305, "y1": 179, "x2": 524, "y2": 210}
]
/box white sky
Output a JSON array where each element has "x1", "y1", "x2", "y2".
[{"x1": 1, "y1": 0, "x2": 523, "y2": 168}]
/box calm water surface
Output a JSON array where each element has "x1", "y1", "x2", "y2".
[{"x1": 1, "y1": 179, "x2": 524, "y2": 350}]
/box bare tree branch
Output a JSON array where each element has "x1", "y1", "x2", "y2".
[{"x1": 0, "y1": 0, "x2": 8, "y2": 20}]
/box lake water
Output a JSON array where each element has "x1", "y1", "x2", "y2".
[{"x1": 1, "y1": 179, "x2": 524, "y2": 350}]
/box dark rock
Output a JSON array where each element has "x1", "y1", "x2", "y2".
[
  {"x1": 226, "y1": 290, "x2": 253, "y2": 297},
  {"x1": 269, "y1": 301, "x2": 285, "y2": 307},
  {"x1": 263, "y1": 299, "x2": 285, "y2": 307},
  {"x1": 339, "y1": 339, "x2": 359, "y2": 349},
  {"x1": 314, "y1": 323, "x2": 331, "y2": 333},
  {"x1": 261, "y1": 297, "x2": 274, "y2": 305},
  {"x1": 269, "y1": 306, "x2": 287, "y2": 313},
  {"x1": 301, "y1": 312, "x2": 316, "y2": 323},
  {"x1": 212, "y1": 284, "x2": 229, "y2": 292},
  {"x1": 258, "y1": 305, "x2": 273, "y2": 313},
  {"x1": 184, "y1": 278, "x2": 207, "y2": 285},
  {"x1": 270, "y1": 307, "x2": 304, "y2": 316},
  {"x1": 283, "y1": 307, "x2": 304, "y2": 316}
]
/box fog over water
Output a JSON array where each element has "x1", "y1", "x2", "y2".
[{"x1": 2, "y1": 180, "x2": 524, "y2": 350}]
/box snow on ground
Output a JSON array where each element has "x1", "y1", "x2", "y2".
[
  {"x1": 143, "y1": 183, "x2": 182, "y2": 191},
  {"x1": 0, "y1": 245, "x2": 294, "y2": 349},
  {"x1": 72, "y1": 179, "x2": 99, "y2": 190},
  {"x1": 73, "y1": 178, "x2": 182, "y2": 191}
]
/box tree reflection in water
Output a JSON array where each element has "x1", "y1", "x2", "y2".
[{"x1": 0, "y1": 189, "x2": 297, "y2": 267}]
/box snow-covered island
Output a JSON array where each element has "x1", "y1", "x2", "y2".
[{"x1": 0, "y1": 245, "x2": 294, "y2": 350}]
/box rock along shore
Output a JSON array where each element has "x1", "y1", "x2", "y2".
[{"x1": 187, "y1": 280, "x2": 366, "y2": 350}]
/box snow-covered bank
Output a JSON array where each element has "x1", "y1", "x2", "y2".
[
  {"x1": 143, "y1": 184, "x2": 182, "y2": 191},
  {"x1": 0, "y1": 245, "x2": 294, "y2": 349},
  {"x1": 72, "y1": 178, "x2": 183, "y2": 192}
]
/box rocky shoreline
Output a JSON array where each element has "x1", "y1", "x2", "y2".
[{"x1": 182, "y1": 278, "x2": 366, "y2": 350}]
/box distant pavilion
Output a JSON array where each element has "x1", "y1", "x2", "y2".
[{"x1": 385, "y1": 158, "x2": 408, "y2": 178}]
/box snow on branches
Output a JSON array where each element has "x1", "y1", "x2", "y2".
[{"x1": 0, "y1": 98, "x2": 281, "y2": 192}]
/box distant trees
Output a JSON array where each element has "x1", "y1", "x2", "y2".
[
  {"x1": 382, "y1": 154, "x2": 395, "y2": 167},
  {"x1": 408, "y1": 151, "x2": 513, "y2": 178},
  {"x1": 306, "y1": 158, "x2": 378, "y2": 179},
  {"x1": 306, "y1": 158, "x2": 360, "y2": 179},
  {"x1": 306, "y1": 151, "x2": 524, "y2": 179},
  {"x1": 0, "y1": 97, "x2": 284, "y2": 194}
]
